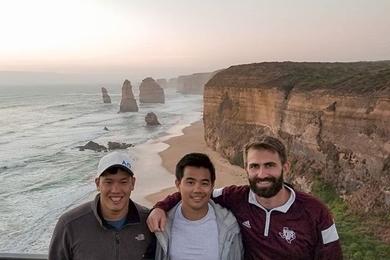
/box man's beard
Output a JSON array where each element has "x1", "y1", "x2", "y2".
[{"x1": 249, "y1": 171, "x2": 284, "y2": 198}]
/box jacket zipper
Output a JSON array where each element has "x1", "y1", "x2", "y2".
[{"x1": 115, "y1": 232, "x2": 120, "y2": 260}]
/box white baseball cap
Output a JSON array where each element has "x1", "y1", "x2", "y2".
[{"x1": 96, "y1": 151, "x2": 134, "y2": 178}]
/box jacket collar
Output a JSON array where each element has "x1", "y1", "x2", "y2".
[
  {"x1": 92, "y1": 193, "x2": 141, "y2": 229},
  {"x1": 248, "y1": 184, "x2": 296, "y2": 213},
  {"x1": 155, "y1": 200, "x2": 239, "y2": 254}
]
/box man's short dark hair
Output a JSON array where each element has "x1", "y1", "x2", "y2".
[
  {"x1": 244, "y1": 135, "x2": 287, "y2": 166},
  {"x1": 175, "y1": 153, "x2": 216, "y2": 184}
]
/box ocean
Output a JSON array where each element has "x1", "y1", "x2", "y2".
[{"x1": 0, "y1": 84, "x2": 203, "y2": 254}]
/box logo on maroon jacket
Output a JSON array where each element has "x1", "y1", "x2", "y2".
[{"x1": 279, "y1": 227, "x2": 296, "y2": 244}]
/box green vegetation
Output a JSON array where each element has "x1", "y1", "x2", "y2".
[
  {"x1": 217, "y1": 61, "x2": 390, "y2": 95},
  {"x1": 312, "y1": 180, "x2": 390, "y2": 260}
]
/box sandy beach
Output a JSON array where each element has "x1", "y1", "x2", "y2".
[{"x1": 145, "y1": 120, "x2": 247, "y2": 205}]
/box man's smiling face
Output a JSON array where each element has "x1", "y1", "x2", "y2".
[
  {"x1": 95, "y1": 168, "x2": 135, "y2": 220},
  {"x1": 246, "y1": 148, "x2": 286, "y2": 198}
]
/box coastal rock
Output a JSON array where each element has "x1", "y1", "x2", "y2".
[
  {"x1": 101, "y1": 87, "x2": 111, "y2": 103},
  {"x1": 139, "y1": 77, "x2": 165, "y2": 103},
  {"x1": 119, "y1": 80, "x2": 138, "y2": 112},
  {"x1": 156, "y1": 78, "x2": 168, "y2": 88},
  {"x1": 77, "y1": 141, "x2": 107, "y2": 152},
  {"x1": 108, "y1": 141, "x2": 133, "y2": 150},
  {"x1": 168, "y1": 77, "x2": 179, "y2": 90},
  {"x1": 172, "y1": 71, "x2": 219, "y2": 94},
  {"x1": 203, "y1": 61, "x2": 390, "y2": 215},
  {"x1": 145, "y1": 112, "x2": 161, "y2": 126}
]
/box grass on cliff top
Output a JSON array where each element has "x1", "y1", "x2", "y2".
[{"x1": 312, "y1": 180, "x2": 390, "y2": 260}]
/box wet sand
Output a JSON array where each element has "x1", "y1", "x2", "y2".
[{"x1": 144, "y1": 120, "x2": 247, "y2": 205}]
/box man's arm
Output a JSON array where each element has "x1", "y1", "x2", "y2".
[
  {"x1": 147, "y1": 192, "x2": 181, "y2": 232},
  {"x1": 154, "y1": 192, "x2": 181, "y2": 211},
  {"x1": 147, "y1": 185, "x2": 244, "y2": 232},
  {"x1": 316, "y1": 239, "x2": 343, "y2": 260},
  {"x1": 212, "y1": 185, "x2": 247, "y2": 210},
  {"x1": 314, "y1": 206, "x2": 343, "y2": 259},
  {"x1": 48, "y1": 218, "x2": 72, "y2": 260}
]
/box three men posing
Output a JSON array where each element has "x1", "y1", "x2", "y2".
[{"x1": 49, "y1": 135, "x2": 342, "y2": 259}]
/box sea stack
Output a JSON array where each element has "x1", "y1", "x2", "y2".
[
  {"x1": 139, "y1": 77, "x2": 165, "y2": 103},
  {"x1": 101, "y1": 87, "x2": 111, "y2": 103},
  {"x1": 145, "y1": 112, "x2": 161, "y2": 126},
  {"x1": 119, "y1": 80, "x2": 138, "y2": 112}
]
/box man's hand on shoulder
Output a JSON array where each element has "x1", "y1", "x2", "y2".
[{"x1": 147, "y1": 208, "x2": 167, "y2": 232}]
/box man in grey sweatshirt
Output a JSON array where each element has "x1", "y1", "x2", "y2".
[
  {"x1": 154, "y1": 153, "x2": 243, "y2": 260},
  {"x1": 49, "y1": 151, "x2": 155, "y2": 260}
]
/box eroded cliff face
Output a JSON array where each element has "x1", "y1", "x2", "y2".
[
  {"x1": 204, "y1": 61, "x2": 390, "y2": 215},
  {"x1": 171, "y1": 71, "x2": 218, "y2": 94}
]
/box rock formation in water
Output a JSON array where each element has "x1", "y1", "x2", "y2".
[
  {"x1": 107, "y1": 141, "x2": 133, "y2": 150},
  {"x1": 139, "y1": 77, "x2": 165, "y2": 103},
  {"x1": 77, "y1": 141, "x2": 107, "y2": 152},
  {"x1": 119, "y1": 80, "x2": 138, "y2": 112},
  {"x1": 145, "y1": 112, "x2": 161, "y2": 126},
  {"x1": 101, "y1": 87, "x2": 111, "y2": 103},
  {"x1": 203, "y1": 61, "x2": 390, "y2": 215},
  {"x1": 156, "y1": 78, "x2": 168, "y2": 88}
]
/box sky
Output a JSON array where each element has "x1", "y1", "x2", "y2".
[{"x1": 0, "y1": 0, "x2": 390, "y2": 84}]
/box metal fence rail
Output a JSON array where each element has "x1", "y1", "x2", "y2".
[{"x1": 0, "y1": 253, "x2": 47, "y2": 260}]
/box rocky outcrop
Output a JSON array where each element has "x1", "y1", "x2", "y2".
[
  {"x1": 145, "y1": 112, "x2": 161, "y2": 126},
  {"x1": 156, "y1": 78, "x2": 168, "y2": 88},
  {"x1": 77, "y1": 141, "x2": 133, "y2": 151},
  {"x1": 139, "y1": 77, "x2": 165, "y2": 103},
  {"x1": 168, "y1": 77, "x2": 179, "y2": 89},
  {"x1": 101, "y1": 87, "x2": 111, "y2": 103},
  {"x1": 170, "y1": 71, "x2": 219, "y2": 94},
  {"x1": 108, "y1": 141, "x2": 133, "y2": 150},
  {"x1": 77, "y1": 141, "x2": 107, "y2": 152},
  {"x1": 204, "y1": 61, "x2": 390, "y2": 215},
  {"x1": 119, "y1": 80, "x2": 138, "y2": 112}
]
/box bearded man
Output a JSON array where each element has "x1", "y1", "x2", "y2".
[{"x1": 147, "y1": 135, "x2": 342, "y2": 260}]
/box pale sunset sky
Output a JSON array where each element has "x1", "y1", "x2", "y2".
[{"x1": 0, "y1": 0, "x2": 389, "y2": 83}]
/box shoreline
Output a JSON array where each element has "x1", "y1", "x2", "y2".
[{"x1": 144, "y1": 120, "x2": 247, "y2": 204}]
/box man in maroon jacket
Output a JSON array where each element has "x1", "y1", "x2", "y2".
[{"x1": 147, "y1": 135, "x2": 343, "y2": 259}]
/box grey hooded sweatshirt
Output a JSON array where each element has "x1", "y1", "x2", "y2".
[
  {"x1": 155, "y1": 200, "x2": 244, "y2": 260},
  {"x1": 48, "y1": 194, "x2": 155, "y2": 260}
]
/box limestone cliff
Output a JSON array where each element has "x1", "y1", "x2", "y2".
[
  {"x1": 204, "y1": 61, "x2": 390, "y2": 215},
  {"x1": 119, "y1": 79, "x2": 138, "y2": 112},
  {"x1": 171, "y1": 71, "x2": 218, "y2": 94},
  {"x1": 139, "y1": 77, "x2": 165, "y2": 103}
]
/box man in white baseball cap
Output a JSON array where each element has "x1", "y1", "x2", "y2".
[
  {"x1": 96, "y1": 151, "x2": 135, "y2": 178},
  {"x1": 49, "y1": 151, "x2": 155, "y2": 260}
]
